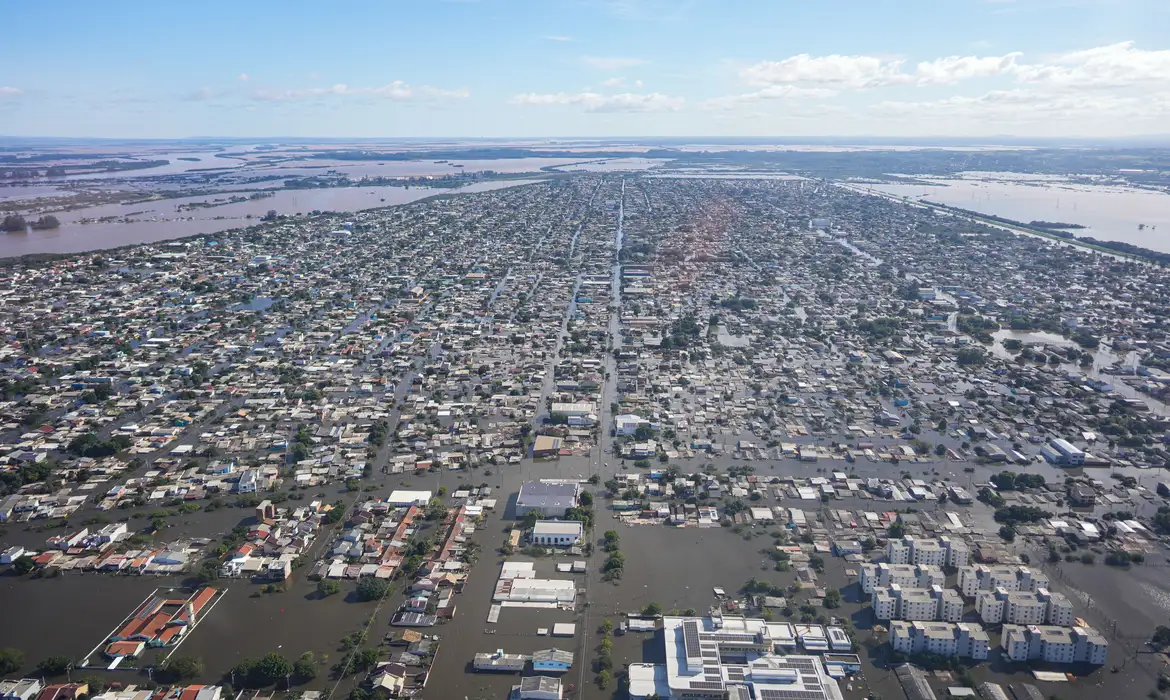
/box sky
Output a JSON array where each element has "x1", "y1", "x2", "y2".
[{"x1": 3, "y1": 0, "x2": 1170, "y2": 139}]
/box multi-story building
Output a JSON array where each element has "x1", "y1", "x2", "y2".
[
  {"x1": 873, "y1": 585, "x2": 963, "y2": 622},
  {"x1": 889, "y1": 621, "x2": 990, "y2": 660},
  {"x1": 1001, "y1": 625, "x2": 1108, "y2": 665},
  {"x1": 860, "y1": 563, "x2": 945, "y2": 594},
  {"x1": 975, "y1": 588, "x2": 1073, "y2": 626},
  {"x1": 655, "y1": 616, "x2": 845, "y2": 700},
  {"x1": 887, "y1": 536, "x2": 970, "y2": 568},
  {"x1": 958, "y1": 565, "x2": 1049, "y2": 598}
]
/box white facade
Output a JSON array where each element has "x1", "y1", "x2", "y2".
[
  {"x1": 1001, "y1": 625, "x2": 1108, "y2": 665},
  {"x1": 531, "y1": 520, "x2": 584, "y2": 546},
  {"x1": 889, "y1": 621, "x2": 989, "y2": 660},
  {"x1": 976, "y1": 588, "x2": 1071, "y2": 625},
  {"x1": 860, "y1": 562, "x2": 944, "y2": 594},
  {"x1": 873, "y1": 585, "x2": 963, "y2": 622},
  {"x1": 958, "y1": 565, "x2": 1048, "y2": 598},
  {"x1": 889, "y1": 536, "x2": 970, "y2": 568},
  {"x1": 613, "y1": 413, "x2": 652, "y2": 436}
]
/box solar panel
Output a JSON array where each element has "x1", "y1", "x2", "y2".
[
  {"x1": 757, "y1": 690, "x2": 827, "y2": 700},
  {"x1": 689, "y1": 681, "x2": 726, "y2": 691},
  {"x1": 683, "y1": 620, "x2": 703, "y2": 661}
]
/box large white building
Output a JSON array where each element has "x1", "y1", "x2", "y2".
[
  {"x1": 531, "y1": 520, "x2": 584, "y2": 546},
  {"x1": 886, "y1": 536, "x2": 970, "y2": 568},
  {"x1": 873, "y1": 585, "x2": 963, "y2": 622},
  {"x1": 975, "y1": 588, "x2": 1074, "y2": 626},
  {"x1": 889, "y1": 621, "x2": 990, "y2": 660},
  {"x1": 652, "y1": 616, "x2": 845, "y2": 700},
  {"x1": 958, "y1": 564, "x2": 1049, "y2": 598},
  {"x1": 1001, "y1": 625, "x2": 1108, "y2": 665},
  {"x1": 859, "y1": 562, "x2": 945, "y2": 595},
  {"x1": 516, "y1": 481, "x2": 580, "y2": 518}
]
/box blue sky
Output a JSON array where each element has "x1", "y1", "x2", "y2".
[{"x1": 2, "y1": 0, "x2": 1169, "y2": 138}]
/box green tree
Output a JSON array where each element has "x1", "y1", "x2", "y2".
[
  {"x1": 157, "y1": 656, "x2": 204, "y2": 683},
  {"x1": 349, "y1": 648, "x2": 379, "y2": 673},
  {"x1": 37, "y1": 655, "x2": 72, "y2": 677},
  {"x1": 1151, "y1": 625, "x2": 1170, "y2": 648},
  {"x1": 317, "y1": 578, "x2": 341, "y2": 597},
  {"x1": 11, "y1": 556, "x2": 35, "y2": 576},
  {"x1": 0, "y1": 648, "x2": 24, "y2": 675},
  {"x1": 597, "y1": 669, "x2": 612, "y2": 689},
  {"x1": 642, "y1": 601, "x2": 663, "y2": 616},
  {"x1": 250, "y1": 652, "x2": 292, "y2": 687},
  {"x1": 292, "y1": 652, "x2": 317, "y2": 683},
  {"x1": 356, "y1": 577, "x2": 390, "y2": 602}
]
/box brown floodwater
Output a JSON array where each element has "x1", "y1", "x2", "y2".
[{"x1": 0, "y1": 180, "x2": 542, "y2": 258}]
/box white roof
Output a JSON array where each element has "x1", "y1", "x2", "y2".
[
  {"x1": 533, "y1": 520, "x2": 584, "y2": 535},
  {"x1": 387, "y1": 490, "x2": 432, "y2": 506}
]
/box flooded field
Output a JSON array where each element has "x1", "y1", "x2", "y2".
[
  {"x1": 866, "y1": 179, "x2": 1170, "y2": 252},
  {"x1": 0, "y1": 180, "x2": 543, "y2": 258}
]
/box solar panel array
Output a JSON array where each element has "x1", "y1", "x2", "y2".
[
  {"x1": 683, "y1": 620, "x2": 703, "y2": 661},
  {"x1": 757, "y1": 689, "x2": 827, "y2": 700},
  {"x1": 689, "y1": 681, "x2": 726, "y2": 691},
  {"x1": 707, "y1": 632, "x2": 760, "y2": 643}
]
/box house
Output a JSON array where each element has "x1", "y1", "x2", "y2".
[
  {"x1": 0, "y1": 680, "x2": 43, "y2": 700},
  {"x1": 532, "y1": 435, "x2": 563, "y2": 458},
  {"x1": 613, "y1": 414, "x2": 653, "y2": 436},
  {"x1": 36, "y1": 684, "x2": 89, "y2": 700},
  {"x1": 105, "y1": 640, "x2": 146, "y2": 658},
  {"x1": 1, "y1": 545, "x2": 26, "y2": 564},
  {"x1": 370, "y1": 664, "x2": 408, "y2": 695},
  {"x1": 516, "y1": 482, "x2": 580, "y2": 518},
  {"x1": 531, "y1": 521, "x2": 584, "y2": 547},
  {"x1": 236, "y1": 469, "x2": 259, "y2": 494},
  {"x1": 512, "y1": 676, "x2": 562, "y2": 700},
  {"x1": 532, "y1": 648, "x2": 574, "y2": 673}
]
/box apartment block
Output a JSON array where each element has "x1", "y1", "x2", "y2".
[
  {"x1": 873, "y1": 585, "x2": 964, "y2": 622},
  {"x1": 1001, "y1": 625, "x2": 1108, "y2": 665},
  {"x1": 859, "y1": 562, "x2": 945, "y2": 595},
  {"x1": 889, "y1": 621, "x2": 990, "y2": 660},
  {"x1": 958, "y1": 565, "x2": 1049, "y2": 598},
  {"x1": 975, "y1": 588, "x2": 1073, "y2": 626},
  {"x1": 886, "y1": 536, "x2": 970, "y2": 568}
]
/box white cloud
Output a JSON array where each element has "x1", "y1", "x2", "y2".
[
  {"x1": 702, "y1": 85, "x2": 837, "y2": 110},
  {"x1": 238, "y1": 73, "x2": 250, "y2": 82},
  {"x1": 543, "y1": 35, "x2": 573, "y2": 42},
  {"x1": 0, "y1": 86, "x2": 21, "y2": 98},
  {"x1": 1014, "y1": 41, "x2": 1170, "y2": 88},
  {"x1": 870, "y1": 87, "x2": 1170, "y2": 123},
  {"x1": 601, "y1": 77, "x2": 626, "y2": 87},
  {"x1": 582, "y1": 56, "x2": 647, "y2": 70},
  {"x1": 914, "y1": 53, "x2": 1021, "y2": 85},
  {"x1": 741, "y1": 54, "x2": 911, "y2": 89},
  {"x1": 512, "y1": 91, "x2": 683, "y2": 112},
  {"x1": 252, "y1": 82, "x2": 468, "y2": 102}
]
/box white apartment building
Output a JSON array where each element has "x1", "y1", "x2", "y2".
[
  {"x1": 889, "y1": 621, "x2": 990, "y2": 660},
  {"x1": 859, "y1": 562, "x2": 945, "y2": 595},
  {"x1": 958, "y1": 564, "x2": 1049, "y2": 598},
  {"x1": 1001, "y1": 625, "x2": 1108, "y2": 665},
  {"x1": 886, "y1": 536, "x2": 970, "y2": 568},
  {"x1": 975, "y1": 588, "x2": 1073, "y2": 626},
  {"x1": 873, "y1": 585, "x2": 964, "y2": 622}
]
